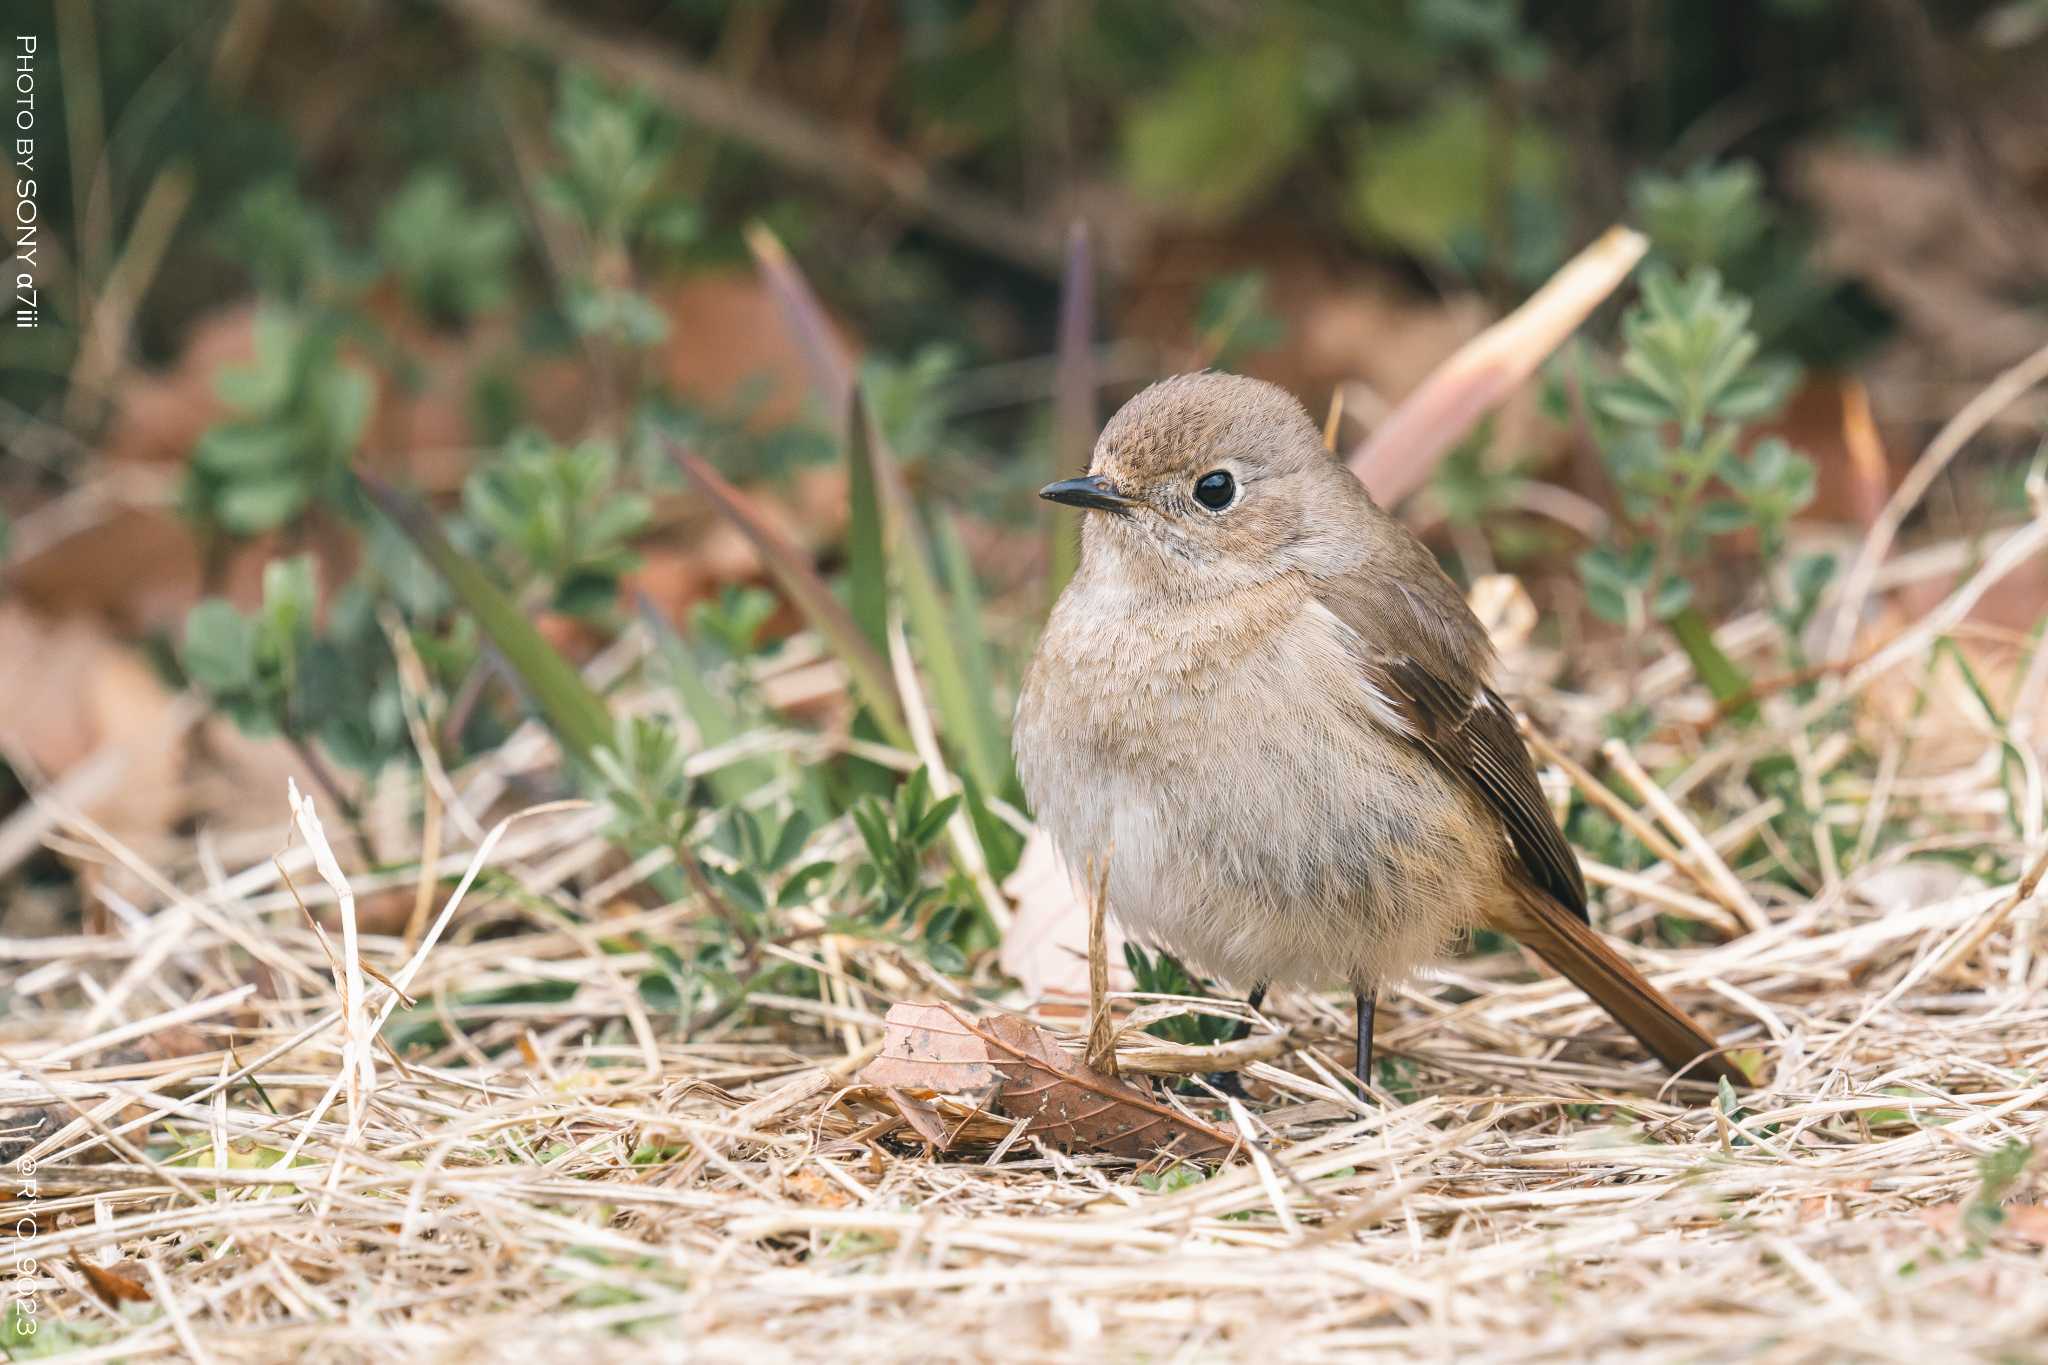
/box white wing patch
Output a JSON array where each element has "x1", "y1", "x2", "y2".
[{"x1": 1304, "y1": 599, "x2": 1418, "y2": 738}]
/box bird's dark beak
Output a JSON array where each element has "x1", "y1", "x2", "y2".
[{"x1": 1039, "y1": 474, "x2": 1138, "y2": 514}]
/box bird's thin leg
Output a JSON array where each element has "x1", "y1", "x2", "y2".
[
  {"x1": 1353, "y1": 988, "x2": 1376, "y2": 1093},
  {"x1": 1209, "y1": 983, "x2": 1267, "y2": 1097},
  {"x1": 1225, "y1": 983, "x2": 1269, "y2": 1044}
]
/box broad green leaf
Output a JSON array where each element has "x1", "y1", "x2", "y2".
[
  {"x1": 215, "y1": 477, "x2": 311, "y2": 534},
  {"x1": 1123, "y1": 36, "x2": 1317, "y2": 222},
  {"x1": 1652, "y1": 574, "x2": 1695, "y2": 620},
  {"x1": 182, "y1": 600, "x2": 258, "y2": 693},
  {"x1": 1348, "y1": 92, "x2": 1562, "y2": 268}
]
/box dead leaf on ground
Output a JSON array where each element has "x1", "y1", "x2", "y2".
[
  {"x1": 860, "y1": 1002, "x2": 1236, "y2": 1160},
  {"x1": 863, "y1": 1002, "x2": 1002, "y2": 1093},
  {"x1": 0, "y1": 605, "x2": 190, "y2": 882},
  {"x1": 969, "y1": 1012, "x2": 1235, "y2": 1160}
]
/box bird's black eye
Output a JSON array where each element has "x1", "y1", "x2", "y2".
[{"x1": 1193, "y1": 469, "x2": 1235, "y2": 511}]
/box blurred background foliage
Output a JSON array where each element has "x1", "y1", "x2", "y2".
[{"x1": 4, "y1": 0, "x2": 2048, "y2": 965}]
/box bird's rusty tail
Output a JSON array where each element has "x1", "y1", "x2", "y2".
[{"x1": 1499, "y1": 886, "x2": 1753, "y2": 1089}]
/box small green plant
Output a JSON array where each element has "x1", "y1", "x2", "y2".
[
  {"x1": 848, "y1": 766, "x2": 974, "y2": 972},
  {"x1": 1575, "y1": 266, "x2": 1823, "y2": 713},
  {"x1": 376, "y1": 170, "x2": 520, "y2": 327},
  {"x1": 180, "y1": 556, "x2": 405, "y2": 777},
  {"x1": 463, "y1": 433, "x2": 650, "y2": 619},
  {"x1": 1633, "y1": 162, "x2": 1770, "y2": 272},
  {"x1": 185, "y1": 310, "x2": 373, "y2": 535},
  {"x1": 1961, "y1": 1139, "x2": 2037, "y2": 1254},
  {"x1": 1121, "y1": 944, "x2": 1238, "y2": 1047}
]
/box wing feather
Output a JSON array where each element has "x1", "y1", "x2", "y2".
[{"x1": 1315, "y1": 588, "x2": 1588, "y2": 920}]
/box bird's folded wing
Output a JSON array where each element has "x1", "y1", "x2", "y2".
[{"x1": 1314, "y1": 589, "x2": 1590, "y2": 920}]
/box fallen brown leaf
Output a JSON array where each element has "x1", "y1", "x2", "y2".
[
  {"x1": 862, "y1": 1001, "x2": 1001, "y2": 1093},
  {"x1": 859, "y1": 1003, "x2": 1238, "y2": 1159},
  {"x1": 880, "y1": 1086, "x2": 957, "y2": 1148},
  {"x1": 967, "y1": 1012, "x2": 1235, "y2": 1160}
]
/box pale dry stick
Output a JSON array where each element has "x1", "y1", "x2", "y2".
[
  {"x1": 883, "y1": 608, "x2": 1012, "y2": 932},
  {"x1": 0, "y1": 744, "x2": 125, "y2": 880},
  {"x1": 266, "y1": 800, "x2": 590, "y2": 1178},
  {"x1": 1827, "y1": 337, "x2": 2048, "y2": 664},
  {"x1": 288, "y1": 781, "x2": 372, "y2": 1150},
  {"x1": 1084, "y1": 850, "x2": 1116, "y2": 1076},
  {"x1": 139, "y1": 1254, "x2": 216, "y2": 1365},
  {"x1": 33, "y1": 1010, "x2": 344, "y2": 1166},
  {"x1": 1928, "y1": 844, "x2": 2048, "y2": 982},
  {"x1": 1789, "y1": 727, "x2": 1843, "y2": 897},
  {"x1": 0, "y1": 1047, "x2": 205, "y2": 1205},
  {"x1": 54, "y1": 812, "x2": 331, "y2": 1034},
  {"x1": 378, "y1": 610, "x2": 468, "y2": 943},
  {"x1": 1520, "y1": 720, "x2": 1749, "y2": 931},
  {"x1": 1349, "y1": 226, "x2": 1648, "y2": 506},
  {"x1": 1670, "y1": 517, "x2": 2048, "y2": 806},
  {"x1": 1600, "y1": 739, "x2": 1772, "y2": 934},
  {"x1": 29, "y1": 984, "x2": 256, "y2": 1067},
  {"x1": 820, "y1": 934, "x2": 864, "y2": 1059},
  {"x1": 1579, "y1": 860, "x2": 1742, "y2": 933},
  {"x1": 1838, "y1": 516, "x2": 2048, "y2": 703}
]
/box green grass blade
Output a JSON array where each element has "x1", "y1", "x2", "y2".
[
  {"x1": 934, "y1": 511, "x2": 1012, "y2": 795},
  {"x1": 746, "y1": 227, "x2": 1010, "y2": 793},
  {"x1": 862, "y1": 416, "x2": 1012, "y2": 798},
  {"x1": 846, "y1": 390, "x2": 888, "y2": 657},
  {"x1": 359, "y1": 471, "x2": 612, "y2": 765},
  {"x1": 1669, "y1": 605, "x2": 1756, "y2": 724},
  {"x1": 669, "y1": 442, "x2": 911, "y2": 750},
  {"x1": 1048, "y1": 220, "x2": 1093, "y2": 606},
  {"x1": 745, "y1": 222, "x2": 854, "y2": 413}
]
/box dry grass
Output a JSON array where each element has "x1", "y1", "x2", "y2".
[{"x1": 8, "y1": 498, "x2": 2048, "y2": 1361}]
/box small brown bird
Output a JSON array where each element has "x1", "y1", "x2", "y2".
[{"x1": 1015, "y1": 373, "x2": 1748, "y2": 1091}]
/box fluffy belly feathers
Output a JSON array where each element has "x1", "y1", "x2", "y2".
[{"x1": 1015, "y1": 584, "x2": 1504, "y2": 991}]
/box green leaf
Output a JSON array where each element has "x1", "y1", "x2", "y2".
[
  {"x1": 1696, "y1": 499, "x2": 1752, "y2": 534},
  {"x1": 1591, "y1": 376, "x2": 1677, "y2": 428},
  {"x1": 1709, "y1": 359, "x2": 1797, "y2": 422},
  {"x1": 912, "y1": 794, "x2": 963, "y2": 848},
  {"x1": 1669, "y1": 606, "x2": 1755, "y2": 720},
  {"x1": 1633, "y1": 161, "x2": 1770, "y2": 270},
  {"x1": 844, "y1": 391, "x2": 888, "y2": 658},
  {"x1": 214, "y1": 476, "x2": 311, "y2": 534},
  {"x1": 194, "y1": 422, "x2": 297, "y2": 476},
  {"x1": 777, "y1": 859, "x2": 837, "y2": 909},
  {"x1": 767, "y1": 811, "x2": 813, "y2": 872},
  {"x1": 1123, "y1": 36, "x2": 1320, "y2": 222},
  {"x1": 1652, "y1": 574, "x2": 1694, "y2": 620},
  {"x1": 1347, "y1": 92, "x2": 1562, "y2": 269},
  {"x1": 182, "y1": 600, "x2": 259, "y2": 694},
  {"x1": 850, "y1": 800, "x2": 894, "y2": 867}
]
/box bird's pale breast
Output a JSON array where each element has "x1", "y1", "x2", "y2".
[{"x1": 1015, "y1": 574, "x2": 1508, "y2": 992}]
